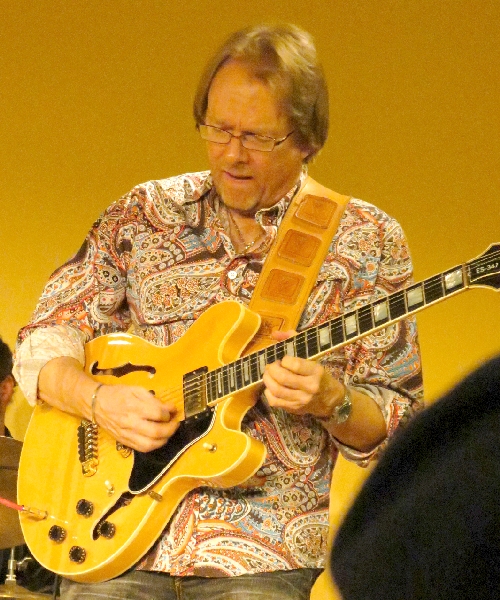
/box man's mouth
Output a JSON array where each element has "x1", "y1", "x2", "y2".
[{"x1": 224, "y1": 171, "x2": 252, "y2": 181}]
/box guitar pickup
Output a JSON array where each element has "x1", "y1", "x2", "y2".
[{"x1": 183, "y1": 366, "x2": 209, "y2": 419}]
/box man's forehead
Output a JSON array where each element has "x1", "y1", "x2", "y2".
[{"x1": 205, "y1": 62, "x2": 288, "y2": 133}]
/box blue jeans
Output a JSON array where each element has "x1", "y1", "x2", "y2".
[{"x1": 60, "y1": 569, "x2": 322, "y2": 599}]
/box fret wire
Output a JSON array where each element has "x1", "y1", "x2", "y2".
[
  {"x1": 250, "y1": 353, "x2": 259, "y2": 383},
  {"x1": 307, "y1": 328, "x2": 319, "y2": 358},
  {"x1": 331, "y1": 318, "x2": 344, "y2": 346},
  {"x1": 259, "y1": 350, "x2": 267, "y2": 377},
  {"x1": 243, "y1": 357, "x2": 251, "y2": 384},
  {"x1": 275, "y1": 342, "x2": 285, "y2": 361},
  {"x1": 296, "y1": 332, "x2": 308, "y2": 359},
  {"x1": 235, "y1": 359, "x2": 243, "y2": 389},
  {"x1": 233, "y1": 360, "x2": 240, "y2": 389},
  {"x1": 439, "y1": 272, "x2": 446, "y2": 298},
  {"x1": 228, "y1": 364, "x2": 235, "y2": 391},
  {"x1": 207, "y1": 371, "x2": 215, "y2": 403},
  {"x1": 218, "y1": 365, "x2": 225, "y2": 396},
  {"x1": 358, "y1": 304, "x2": 374, "y2": 334},
  {"x1": 222, "y1": 365, "x2": 230, "y2": 395}
]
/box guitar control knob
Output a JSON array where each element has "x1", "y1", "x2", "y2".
[
  {"x1": 97, "y1": 521, "x2": 116, "y2": 539},
  {"x1": 69, "y1": 546, "x2": 87, "y2": 564},
  {"x1": 76, "y1": 499, "x2": 94, "y2": 517},
  {"x1": 48, "y1": 525, "x2": 67, "y2": 543}
]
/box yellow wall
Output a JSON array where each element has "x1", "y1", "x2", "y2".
[{"x1": 2, "y1": 2, "x2": 499, "y2": 597}]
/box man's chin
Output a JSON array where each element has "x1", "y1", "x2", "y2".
[{"x1": 216, "y1": 185, "x2": 260, "y2": 213}]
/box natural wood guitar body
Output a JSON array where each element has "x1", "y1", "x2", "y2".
[{"x1": 18, "y1": 301, "x2": 267, "y2": 582}]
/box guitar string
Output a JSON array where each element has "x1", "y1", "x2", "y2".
[
  {"x1": 158, "y1": 251, "x2": 500, "y2": 405},
  {"x1": 121, "y1": 250, "x2": 500, "y2": 411}
]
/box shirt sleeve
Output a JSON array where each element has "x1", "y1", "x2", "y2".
[
  {"x1": 13, "y1": 194, "x2": 137, "y2": 403},
  {"x1": 13, "y1": 325, "x2": 87, "y2": 405},
  {"x1": 316, "y1": 202, "x2": 424, "y2": 465}
]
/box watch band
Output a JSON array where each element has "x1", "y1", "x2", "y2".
[{"x1": 319, "y1": 385, "x2": 352, "y2": 426}]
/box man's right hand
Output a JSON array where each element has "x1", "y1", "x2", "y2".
[
  {"x1": 89, "y1": 383, "x2": 179, "y2": 453},
  {"x1": 38, "y1": 356, "x2": 179, "y2": 453}
]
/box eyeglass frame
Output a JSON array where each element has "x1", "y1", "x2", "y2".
[{"x1": 197, "y1": 124, "x2": 295, "y2": 152}]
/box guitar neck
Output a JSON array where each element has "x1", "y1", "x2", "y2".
[
  {"x1": 181, "y1": 242, "x2": 500, "y2": 419},
  {"x1": 182, "y1": 261, "x2": 470, "y2": 418}
]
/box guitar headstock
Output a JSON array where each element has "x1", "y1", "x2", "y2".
[{"x1": 468, "y1": 243, "x2": 500, "y2": 290}]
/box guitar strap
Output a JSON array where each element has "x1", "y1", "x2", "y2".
[{"x1": 245, "y1": 176, "x2": 350, "y2": 354}]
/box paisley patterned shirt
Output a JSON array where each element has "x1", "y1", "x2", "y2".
[{"x1": 15, "y1": 170, "x2": 423, "y2": 576}]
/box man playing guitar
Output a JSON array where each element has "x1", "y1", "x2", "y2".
[{"x1": 14, "y1": 23, "x2": 423, "y2": 600}]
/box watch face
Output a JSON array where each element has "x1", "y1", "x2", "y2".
[{"x1": 335, "y1": 399, "x2": 352, "y2": 424}]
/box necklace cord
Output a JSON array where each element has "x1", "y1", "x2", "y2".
[{"x1": 226, "y1": 207, "x2": 265, "y2": 253}]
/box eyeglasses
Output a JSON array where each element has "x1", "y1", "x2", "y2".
[{"x1": 198, "y1": 124, "x2": 295, "y2": 152}]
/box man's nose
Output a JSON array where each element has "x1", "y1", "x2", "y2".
[{"x1": 224, "y1": 135, "x2": 248, "y2": 160}]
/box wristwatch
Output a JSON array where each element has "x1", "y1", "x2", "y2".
[{"x1": 319, "y1": 385, "x2": 352, "y2": 426}]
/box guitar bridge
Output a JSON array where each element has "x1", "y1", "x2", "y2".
[{"x1": 77, "y1": 420, "x2": 99, "y2": 476}]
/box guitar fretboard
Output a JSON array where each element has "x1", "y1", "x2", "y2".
[{"x1": 182, "y1": 261, "x2": 469, "y2": 419}]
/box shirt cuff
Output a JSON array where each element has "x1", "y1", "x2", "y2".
[{"x1": 333, "y1": 384, "x2": 397, "y2": 465}]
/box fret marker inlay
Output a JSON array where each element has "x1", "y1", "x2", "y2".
[
  {"x1": 374, "y1": 301, "x2": 388, "y2": 323},
  {"x1": 445, "y1": 269, "x2": 463, "y2": 291},
  {"x1": 345, "y1": 315, "x2": 357, "y2": 336},
  {"x1": 407, "y1": 287, "x2": 424, "y2": 307},
  {"x1": 319, "y1": 326, "x2": 330, "y2": 348}
]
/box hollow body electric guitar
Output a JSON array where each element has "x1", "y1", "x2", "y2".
[{"x1": 18, "y1": 244, "x2": 500, "y2": 582}]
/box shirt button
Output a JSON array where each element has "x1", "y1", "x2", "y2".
[{"x1": 227, "y1": 270, "x2": 238, "y2": 280}]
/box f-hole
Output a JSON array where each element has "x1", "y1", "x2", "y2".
[{"x1": 90, "y1": 361, "x2": 156, "y2": 378}]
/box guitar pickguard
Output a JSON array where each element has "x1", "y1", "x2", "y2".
[{"x1": 129, "y1": 409, "x2": 216, "y2": 493}]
